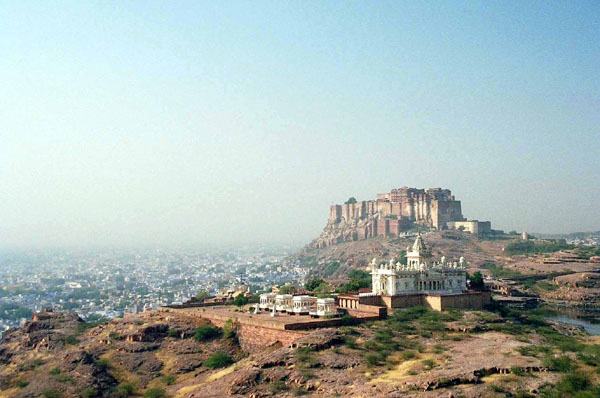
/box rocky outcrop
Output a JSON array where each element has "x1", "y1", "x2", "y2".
[{"x1": 540, "y1": 272, "x2": 600, "y2": 307}]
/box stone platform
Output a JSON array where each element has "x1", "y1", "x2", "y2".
[{"x1": 159, "y1": 305, "x2": 380, "y2": 352}]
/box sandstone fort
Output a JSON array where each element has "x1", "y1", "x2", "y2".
[{"x1": 315, "y1": 186, "x2": 492, "y2": 247}]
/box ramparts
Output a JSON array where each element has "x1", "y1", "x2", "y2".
[{"x1": 315, "y1": 187, "x2": 465, "y2": 247}]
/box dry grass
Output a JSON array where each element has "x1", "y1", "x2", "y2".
[{"x1": 371, "y1": 353, "x2": 437, "y2": 384}]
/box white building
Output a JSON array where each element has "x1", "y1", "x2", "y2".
[
  {"x1": 309, "y1": 298, "x2": 337, "y2": 317},
  {"x1": 259, "y1": 293, "x2": 276, "y2": 310},
  {"x1": 274, "y1": 294, "x2": 293, "y2": 312},
  {"x1": 371, "y1": 234, "x2": 467, "y2": 296},
  {"x1": 291, "y1": 295, "x2": 317, "y2": 315}
]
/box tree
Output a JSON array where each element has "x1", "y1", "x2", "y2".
[
  {"x1": 314, "y1": 283, "x2": 332, "y2": 295},
  {"x1": 468, "y1": 272, "x2": 485, "y2": 290},
  {"x1": 345, "y1": 197, "x2": 358, "y2": 204},
  {"x1": 194, "y1": 290, "x2": 210, "y2": 301},
  {"x1": 278, "y1": 285, "x2": 295, "y2": 295},
  {"x1": 305, "y1": 278, "x2": 325, "y2": 291},
  {"x1": 232, "y1": 295, "x2": 248, "y2": 307},
  {"x1": 337, "y1": 269, "x2": 371, "y2": 293},
  {"x1": 397, "y1": 250, "x2": 407, "y2": 265}
]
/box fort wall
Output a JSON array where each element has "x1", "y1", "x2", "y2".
[{"x1": 317, "y1": 187, "x2": 465, "y2": 248}]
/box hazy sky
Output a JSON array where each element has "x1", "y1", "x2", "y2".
[{"x1": 1, "y1": 1, "x2": 599, "y2": 249}]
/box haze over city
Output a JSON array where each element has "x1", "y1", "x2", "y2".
[{"x1": 2, "y1": 1, "x2": 599, "y2": 249}]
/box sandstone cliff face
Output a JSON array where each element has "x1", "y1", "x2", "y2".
[{"x1": 314, "y1": 187, "x2": 464, "y2": 248}]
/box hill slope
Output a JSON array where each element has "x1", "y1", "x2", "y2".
[{"x1": 1, "y1": 308, "x2": 598, "y2": 398}]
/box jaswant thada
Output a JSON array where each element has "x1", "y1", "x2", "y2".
[
  {"x1": 254, "y1": 234, "x2": 490, "y2": 316},
  {"x1": 370, "y1": 233, "x2": 467, "y2": 295},
  {"x1": 360, "y1": 234, "x2": 490, "y2": 310}
]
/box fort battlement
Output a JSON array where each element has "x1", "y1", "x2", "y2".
[{"x1": 316, "y1": 187, "x2": 465, "y2": 248}]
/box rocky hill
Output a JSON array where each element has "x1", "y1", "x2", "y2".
[
  {"x1": 295, "y1": 231, "x2": 507, "y2": 279},
  {"x1": 294, "y1": 230, "x2": 600, "y2": 306},
  {"x1": 2, "y1": 306, "x2": 597, "y2": 398}
]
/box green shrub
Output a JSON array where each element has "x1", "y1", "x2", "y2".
[
  {"x1": 422, "y1": 359, "x2": 436, "y2": 370},
  {"x1": 269, "y1": 380, "x2": 288, "y2": 394},
  {"x1": 559, "y1": 372, "x2": 590, "y2": 391},
  {"x1": 374, "y1": 328, "x2": 394, "y2": 343},
  {"x1": 194, "y1": 325, "x2": 221, "y2": 341},
  {"x1": 82, "y1": 387, "x2": 98, "y2": 398},
  {"x1": 516, "y1": 345, "x2": 551, "y2": 357},
  {"x1": 49, "y1": 367, "x2": 61, "y2": 375},
  {"x1": 541, "y1": 372, "x2": 597, "y2": 398},
  {"x1": 204, "y1": 352, "x2": 233, "y2": 369},
  {"x1": 117, "y1": 382, "x2": 136, "y2": 396},
  {"x1": 94, "y1": 359, "x2": 110, "y2": 371},
  {"x1": 480, "y1": 263, "x2": 522, "y2": 278},
  {"x1": 223, "y1": 319, "x2": 236, "y2": 339},
  {"x1": 400, "y1": 350, "x2": 417, "y2": 360},
  {"x1": 340, "y1": 314, "x2": 358, "y2": 326},
  {"x1": 57, "y1": 374, "x2": 74, "y2": 383},
  {"x1": 167, "y1": 328, "x2": 180, "y2": 338},
  {"x1": 513, "y1": 390, "x2": 534, "y2": 398},
  {"x1": 63, "y1": 335, "x2": 79, "y2": 345},
  {"x1": 42, "y1": 390, "x2": 61, "y2": 398},
  {"x1": 293, "y1": 386, "x2": 309, "y2": 396},
  {"x1": 343, "y1": 336, "x2": 358, "y2": 349},
  {"x1": 542, "y1": 355, "x2": 575, "y2": 372},
  {"x1": 162, "y1": 374, "x2": 176, "y2": 385},
  {"x1": 511, "y1": 366, "x2": 525, "y2": 376},
  {"x1": 505, "y1": 240, "x2": 572, "y2": 256},
  {"x1": 108, "y1": 332, "x2": 123, "y2": 341},
  {"x1": 295, "y1": 347, "x2": 317, "y2": 365},
  {"x1": 143, "y1": 388, "x2": 165, "y2": 398},
  {"x1": 366, "y1": 353, "x2": 380, "y2": 366},
  {"x1": 489, "y1": 384, "x2": 505, "y2": 392},
  {"x1": 16, "y1": 379, "x2": 29, "y2": 388},
  {"x1": 577, "y1": 344, "x2": 600, "y2": 367},
  {"x1": 76, "y1": 320, "x2": 105, "y2": 334}
]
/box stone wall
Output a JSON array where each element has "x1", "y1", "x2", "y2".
[
  {"x1": 439, "y1": 291, "x2": 491, "y2": 310},
  {"x1": 446, "y1": 220, "x2": 492, "y2": 235},
  {"x1": 316, "y1": 187, "x2": 464, "y2": 248},
  {"x1": 379, "y1": 291, "x2": 491, "y2": 311},
  {"x1": 237, "y1": 324, "x2": 306, "y2": 352},
  {"x1": 382, "y1": 294, "x2": 424, "y2": 308}
]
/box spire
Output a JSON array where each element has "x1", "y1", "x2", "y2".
[{"x1": 412, "y1": 233, "x2": 426, "y2": 252}]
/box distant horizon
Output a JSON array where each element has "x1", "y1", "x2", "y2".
[{"x1": 2, "y1": 2, "x2": 599, "y2": 248}]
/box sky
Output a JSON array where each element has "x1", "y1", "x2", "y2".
[{"x1": 1, "y1": 1, "x2": 599, "y2": 249}]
